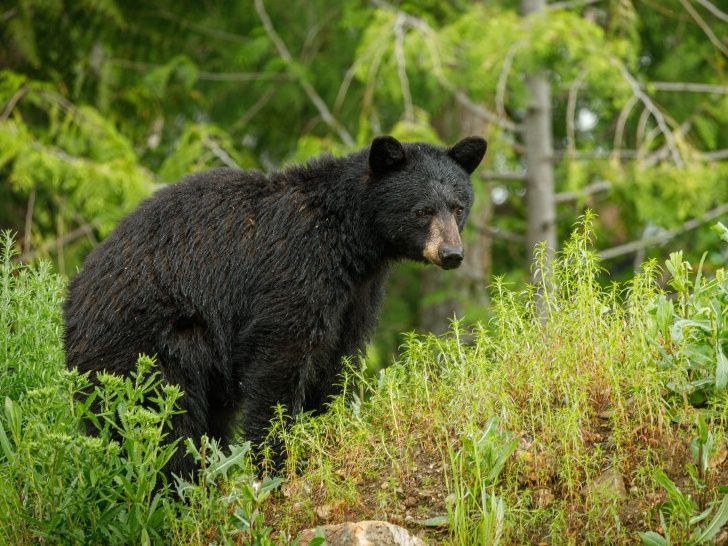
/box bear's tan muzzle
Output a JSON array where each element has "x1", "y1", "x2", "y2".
[{"x1": 422, "y1": 214, "x2": 464, "y2": 270}]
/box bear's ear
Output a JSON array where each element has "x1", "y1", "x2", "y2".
[
  {"x1": 448, "y1": 136, "x2": 487, "y2": 175},
  {"x1": 369, "y1": 136, "x2": 406, "y2": 174}
]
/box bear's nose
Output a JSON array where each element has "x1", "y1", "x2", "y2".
[{"x1": 439, "y1": 245, "x2": 464, "y2": 269}]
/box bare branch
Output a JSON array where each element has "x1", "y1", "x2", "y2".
[
  {"x1": 480, "y1": 171, "x2": 528, "y2": 182},
  {"x1": 678, "y1": 0, "x2": 728, "y2": 57},
  {"x1": 566, "y1": 74, "x2": 586, "y2": 157},
  {"x1": 373, "y1": 0, "x2": 519, "y2": 132},
  {"x1": 18, "y1": 224, "x2": 97, "y2": 263},
  {"x1": 599, "y1": 202, "x2": 728, "y2": 260},
  {"x1": 205, "y1": 139, "x2": 240, "y2": 169},
  {"x1": 695, "y1": 0, "x2": 728, "y2": 22},
  {"x1": 2, "y1": 8, "x2": 17, "y2": 22},
  {"x1": 644, "y1": 118, "x2": 693, "y2": 166},
  {"x1": 235, "y1": 88, "x2": 275, "y2": 129},
  {"x1": 23, "y1": 189, "x2": 36, "y2": 255},
  {"x1": 612, "y1": 95, "x2": 639, "y2": 162},
  {"x1": 555, "y1": 180, "x2": 611, "y2": 203},
  {"x1": 496, "y1": 43, "x2": 521, "y2": 119},
  {"x1": 547, "y1": 0, "x2": 603, "y2": 10},
  {"x1": 254, "y1": 0, "x2": 354, "y2": 146},
  {"x1": 196, "y1": 71, "x2": 292, "y2": 83},
  {"x1": 155, "y1": 9, "x2": 249, "y2": 43},
  {"x1": 651, "y1": 81, "x2": 728, "y2": 93},
  {"x1": 635, "y1": 106, "x2": 651, "y2": 161},
  {"x1": 611, "y1": 58, "x2": 684, "y2": 167},
  {"x1": 110, "y1": 58, "x2": 292, "y2": 83},
  {"x1": 551, "y1": 147, "x2": 728, "y2": 161},
  {"x1": 393, "y1": 14, "x2": 414, "y2": 122},
  {"x1": 1, "y1": 85, "x2": 28, "y2": 121},
  {"x1": 334, "y1": 31, "x2": 390, "y2": 114},
  {"x1": 473, "y1": 225, "x2": 526, "y2": 243},
  {"x1": 705, "y1": 149, "x2": 728, "y2": 160},
  {"x1": 452, "y1": 89, "x2": 520, "y2": 132}
]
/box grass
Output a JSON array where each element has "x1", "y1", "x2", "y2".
[{"x1": 1, "y1": 215, "x2": 727, "y2": 545}]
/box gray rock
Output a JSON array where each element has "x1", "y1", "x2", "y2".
[
  {"x1": 297, "y1": 521, "x2": 427, "y2": 546},
  {"x1": 582, "y1": 467, "x2": 627, "y2": 501}
]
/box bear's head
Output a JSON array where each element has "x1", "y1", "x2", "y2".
[{"x1": 366, "y1": 135, "x2": 487, "y2": 269}]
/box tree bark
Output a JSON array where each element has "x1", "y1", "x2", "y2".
[{"x1": 522, "y1": 0, "x2": 556, "y2": 284}]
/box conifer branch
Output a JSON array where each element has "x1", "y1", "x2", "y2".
[
  {"x1": 254, "y1": 0, "x2": 355, "y2": 147},
  {"x1": 372, "y1": 0, "x2": 519, "y2": 132}
]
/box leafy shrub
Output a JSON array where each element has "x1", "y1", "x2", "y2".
[
  {"x1": 645, "y1": 224, "x2": 728, "y2": 409},
  {"x1": 0, "y1": 232, "x2": 280, "y2": 545}
]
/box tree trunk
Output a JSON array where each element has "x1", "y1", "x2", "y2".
[{"x1": 522, "y1": 0, "x2": 556, "y2": 284}]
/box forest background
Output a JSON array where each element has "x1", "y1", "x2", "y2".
[{"x1": 2, "y1": 0, "x2": 728, "y2": 365}]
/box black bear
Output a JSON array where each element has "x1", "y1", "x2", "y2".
[{"x1": 64, "y1": 135, "x2": 486, "y2": 475}]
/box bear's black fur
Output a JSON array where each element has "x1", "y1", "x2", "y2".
[{"x1": 63, "y1": 135, "x2": 486, "y2": 475}]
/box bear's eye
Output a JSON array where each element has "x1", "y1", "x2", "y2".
[
  {"x1": 415, "y1": 208, "x2": 433, "y2": 218},
  {"x1": 455, "y1": 207, "x2": 464, "y2": 217}
]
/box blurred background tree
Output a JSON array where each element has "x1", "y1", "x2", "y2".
[{"x1": 2, "y1": 0, "x2": 728, "y2": 366}]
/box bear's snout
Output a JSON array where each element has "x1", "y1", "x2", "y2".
[
  {"x1": 422, "y1": 213, "x2": 463, "y2": 269},
  {"x1": 439, "y1": 245, "x2": 464, "y2": 269}
]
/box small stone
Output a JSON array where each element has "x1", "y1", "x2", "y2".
[
  {"x1": 316, "y1": 504, "x2": 332, "y2": 520},
  {"x1": 405, "y1": 495, "x2": 417, "y2": 508},
  {"x1": 582, "y1": 467, "x2": 627, "y2": 501},
  {"x1": 315, "y1": 500, "x2": 345, "y2": 521},
  {"x1": 535, "y1": 488, "x2": 554, "y2": 508}
]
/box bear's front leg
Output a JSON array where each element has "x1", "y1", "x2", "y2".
[{"x1": 238, "y1": 354, "x2": 304, "y2": 467}]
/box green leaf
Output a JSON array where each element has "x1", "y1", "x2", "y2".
[
  {"x1": 0, "y1": 419, "x2": 13, "y2": 460},
  {"x1": 692, "y1": 494, "x2": 728, "y2": 543},
  {"x1": 307, "y1": 527, "x2": 327, "y2": 546},
  {"x1": 712, "y1": 222, "x2": 728, "y2": 244},
  {"x1": 204, "y1": 442, "x2": 250, "y2": 481},
  {"x1": 638, "y1": 531, "x2": 668, "y2": 546},
  {"x1": 716, "y1": 343, "x2": 728, "y2": 390}
]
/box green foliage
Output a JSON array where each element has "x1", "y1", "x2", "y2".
[
  {"x1": 158, "y1": 123, "x2": 256, "y2": 182},
  {"x1": 646, "y1": 245, "x2": 728, "y2": 407},
  {"x1": 446, "y1": 417, "x2": 517, "y2": 545},
  {"x1": 2, "y1": 0, "x2": 728, "y2": 538},
  {"x1": 0, "y1": 233, "x2": 279, "y2": 545},
  {"x1": 639, "y1": 415, "x2": 728, "y2": 545},
  {"x1": 256, "y1": 217, "x2": 725, "y2": 543},
  {"x1": 171, "y1": 438, "x2": 283, "y2": 545},
  {"x1": 0, "y1": 71, "x2": 154, "y2": 258},
  {"x1": 3, "y1": 220, "x2": 728, "y2": 542},
  {"x1": 627, "y1": 161, "x2": 728, "y2": 227},
  {"x1": 0, "y1": 230, "x2": 65, "y2": 399}
]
